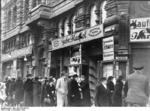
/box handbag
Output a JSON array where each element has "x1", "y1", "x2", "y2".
[{"x1": 44, "y1": 97, "x2": 51, "y2": 104}]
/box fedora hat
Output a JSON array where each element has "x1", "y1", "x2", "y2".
[{"x1": 133, "y1": 64, "x2": 144, "y2": 70}]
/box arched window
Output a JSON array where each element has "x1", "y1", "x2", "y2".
[
  {"x1": 90, "y1": 4, "x2": 97, "y2": 27},
  {"x1": 58, "y1": 20, "x2": 63, "y2": 38},
  {"x1": 64, "y1": 18, "x2": 69, "y2": 36},
  {"x1": 101, "y1": 1, "x2": 107, "y2": 23},
  {"x1": 71, "y1": 15, "x2": 76, "y2": 33},
  {"x1": 12, "y1": 6, "x2": 17, "y2": 26},
  {"x1": 24, "y1": 0, "x2": 29, "y2": 21}
]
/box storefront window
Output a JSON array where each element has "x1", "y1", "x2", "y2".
[{"x1": 103, "y1": 63, "x2": 113, "y2": 78}]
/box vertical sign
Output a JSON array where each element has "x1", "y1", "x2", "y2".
[{"x1": 103, "y1": 36, "x2": 114, "y2": 61}]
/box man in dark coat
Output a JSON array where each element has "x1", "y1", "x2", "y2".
[
  {"x1": 15, "y1": 77, "x2": 24, "y2": 105},
  {"x1": 95, "y1": 77, "x2": 111, "y2": 106},
  {"x1": 68, "y1": 74, "x2": 81, "y2": 106},
  {"x1": 107, "y1": 76, "x2": 115, "y2": 106},
  {"x1": 112, "y1": 76, "x2": 124, "y2": 106},
  {"x1": 33, "y1": 77, "x2": 42, "y2": 106},
  {"x1": 80, "y1": 75, "x2": 91, "y2": 106},
  {"x1": 23, "y1": 74, "x2": 33, "y2": 106}
]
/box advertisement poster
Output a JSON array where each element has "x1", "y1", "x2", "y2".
[
  {"x1": 130, "y1": 17, "x2": 150, "y2": 42},
  {"x1": 103, "y1": 36, "x2": 114, "y2": 61}
]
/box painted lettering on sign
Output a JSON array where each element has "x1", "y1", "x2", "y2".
[
  {"x1": 130, "y1": 17, "x2": 150, "y2": 42},
  {"x1": 103, "y1": 36, "x2": 114, "y2": 61},
  {"x1": 88, "y1": 27, "x2": 101, "y2": 37}
]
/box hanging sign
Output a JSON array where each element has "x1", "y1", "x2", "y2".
[
  {"x1": 130, "y1": 17, "x2": 150, "y2": 42},
  {"x1": 70, "y1": 55, "x2": 81, "y2": 65},
  {"x1": 103, "y1": 36, "x2": 114, "y2": 61}
]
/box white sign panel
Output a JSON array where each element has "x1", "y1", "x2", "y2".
[
  {"x1": 103, "y1": 36, "x2": 114, "y2": 61},
  {"x1": 130, "y1": 17, "x2": 150, "y2": 42},
  {"x1": 70, "y1": 56, "x2": 81, "y2": 65}
]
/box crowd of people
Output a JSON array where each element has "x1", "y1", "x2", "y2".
[{"x1": 0, "y1": 65, "x2": 149, "y2": 107}]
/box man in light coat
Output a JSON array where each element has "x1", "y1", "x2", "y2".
[
  {"x1": 125, "y1": 65, "x2": 149, "y2": 106},
  {"x1": 56, "y1": 68, "x2": 69, "y2": 107}
]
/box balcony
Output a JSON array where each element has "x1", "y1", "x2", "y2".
[{"x1": 26, "y1": 4, "x2": 51, "y2": 25}]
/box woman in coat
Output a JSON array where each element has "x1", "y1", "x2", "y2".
[{"x1": 112, "y1": 76, "x2": 124, "y2": 106}]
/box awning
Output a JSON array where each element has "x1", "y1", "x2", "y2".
[{"x1": 1, "y1": 45, "x2": 33, "y2": 62}]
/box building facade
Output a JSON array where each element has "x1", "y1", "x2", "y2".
[{"x1": 1, "y1": 0, "x2": 150, "y2": 104}]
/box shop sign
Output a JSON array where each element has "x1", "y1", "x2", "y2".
[
  {"x1": 130, "y1": 17, "x2": 150, "y2": 42},
  {"x1": 51, "y1": 38, "x2": 63, "y2": 50},
  {"x1": 103, "y1": 36, "x2": 114, "y2": 61},
  {"x1": 51, "y1": 24, "x2": 104, "y2": 50},
  {"x1": 86, "y1": 24, "x2": 103, "y2": 40},
  {"x1": 70, "y1": 55, "x2": 81, "y2": 65},
  {"x1": 104, "y1": 24, "x2": 116, "y2": 32},
  {"x1": 116, "y1": 56, "x2": 128, "y2": 61}
]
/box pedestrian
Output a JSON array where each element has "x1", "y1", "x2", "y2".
[
  {"x1": 0, "y1": 82, "x2": 7, "y2": 107},
  {"x1": 56, "y1": 67, "x2": 69, "y2": 107},
  {"x1": 95, "y1": 77, "x2": 111, "y2": 106},
  {"x1": 112, "y1": 76, "x2": 124, "y2": 106},
  {"x1": 107, "y1": 76, "x2": 115, "y2": 106},
  {"x1": 79, "y1": 75, "x2": 91, "y2": 106},
  {"x1": 44, "y1": 78, "x2": 56, "y2": 106},
  {"x1": 68, "y1": 73, "x2": 81, "y2": 106},
  {"x1": 125, "y1": 65, "x2": 149, "y2": 107},
  {"x1": 15, "y1": 77, "x2": 24, "y2": 106},
  {"x1": 33, "y1": 76, "x2": 42, "y2": 106},
  {"x1": 41, "y1": 77, "x2": 48, "y2": 106},
  {"x1": 23, "y1": 74, "x2": 33, "y2": 107}
]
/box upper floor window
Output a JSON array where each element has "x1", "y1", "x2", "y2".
[
  {"x1": 7, "y1": 10, "x2": 11, "y2": 30},
  {"x1": 101, "y1": 1, "x2": 107, "y2": 23},
  {"x1": 90, "y1": 4, "x2": 97, "y2": 27},
  {"x1": 24, "y1": 0, "x2": 29, "y2": 21},
  {"x1": 71, "y1": 15, "x2": 76, "y2": 33},
  {"x1": 12, "y1": 5, "x2": 17, "y2": 27},
  {"x1": 64, "y1": 17, "x2": 69, "y2": 36},
  {"x1": 58, "y1": 19, "x2": 64, "y2": 38}
]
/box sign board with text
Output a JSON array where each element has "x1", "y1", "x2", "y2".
[
  {"x1": 103, "y1": 36, "x2": 114, "y2": 61},
  {"x1": 51, "y1": 24, "x2": 103, "y2": 50},
  {"x1": 130, "y1": 17, "x2": 150, "y2": 42}
]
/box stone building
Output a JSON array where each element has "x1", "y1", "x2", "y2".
[{"x1": 1, "y1": 0, "x2": 150, "y2": 104}]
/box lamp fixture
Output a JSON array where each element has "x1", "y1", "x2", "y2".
[{"x1": 24, "y1": 56, "x2": 27, "y2": 61}]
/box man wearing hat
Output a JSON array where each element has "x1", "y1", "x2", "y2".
[
  {"x1": 95, "y1": 77, "x2": 111, "y2": 106},
  {"x1": 68, "y1": 73, "x2": 81, "y2": 106},
  {"x1": 56, "y1": 67, "x2": 69, "y2": 107},
  {"x1": 23, "y1": 74, "x2": 33, "y2": 106},
  {"x1": 125, "y1": 64, "x2": 149, "y2": 106}
]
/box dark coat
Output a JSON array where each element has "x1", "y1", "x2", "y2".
[
  {"x1": 107, "y1": 81, "x2": 115, "y2": 92},
  {"x1": 95, "y1": 83, "x2": 111, "y2": 106},
  {"x1": 68, "y1": 79, "x2": 81, "y2": 106},
  {"x1": 80, "y1": 80, "x2": 91, "y2": 106},
  {"x1": 15, "y1": 79, "x2": 24, "y2": 104},
  {"x1": 112, "y1": 79, "x2": 123, "y2": 106},
  {"x1": 45, "y1": 84, "x2": 56, "y2": 106},
  {"x1": 33, "y1": 80, "x2": 41, "y2": 106},
  {"x1": 107, "y1": 81, "x2": 115, "y2": 106},
  {"x1": 23, "y1": 79, "x2": 33, "y2": 106}
]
